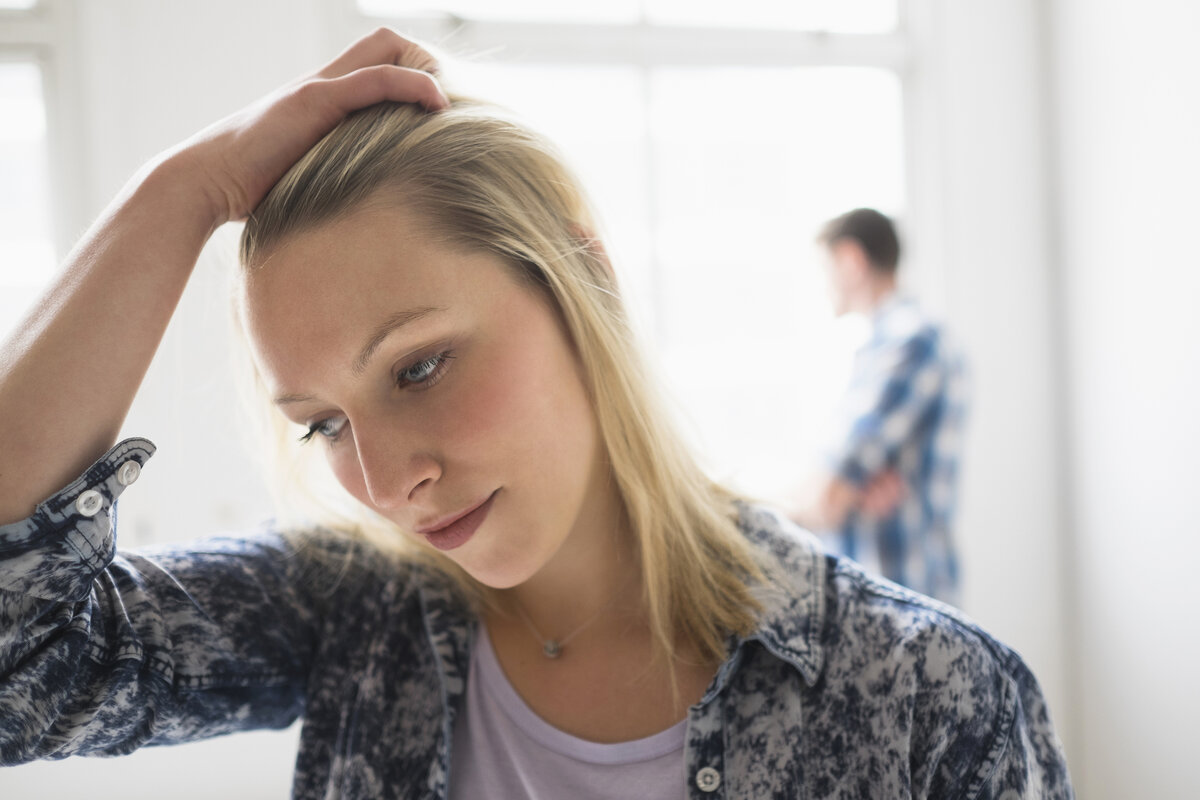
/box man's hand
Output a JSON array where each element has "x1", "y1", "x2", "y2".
[
  {"x1": 860, "y1": 469, "x2": 906, "y2": 519},
  {"x1": 788, "y1": 468, "x2": 906, "y2": 532}
]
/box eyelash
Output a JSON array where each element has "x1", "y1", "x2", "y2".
[
  {"x1": 297, "y1": 417, "x2": 346, "y2": 445},
  {"x1": 396, "y1": 351, "x2": 454, "y2": 390},
  {"x1": 297, "y1": 350, "x2": 455, "y2": 445}
]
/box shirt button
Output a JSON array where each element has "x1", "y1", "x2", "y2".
[
  {"x1": 696, "y1": 766, "x2": 722, "y2": 793},
  {"x1": 116, "y1": 460, "x2": 141, "y2": 486},
  {"x1": 75, "y1": 490, "x2": 104, "y2": 517}
]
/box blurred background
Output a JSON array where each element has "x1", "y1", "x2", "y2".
[{"x1": 1, "y1": 0, "x2": 1197, "y2": 797}]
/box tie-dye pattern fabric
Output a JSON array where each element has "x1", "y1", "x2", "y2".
[{"x1": 0, "y1": 438, "x2": 1072, "y2": 798}]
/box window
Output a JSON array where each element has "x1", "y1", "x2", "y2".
[
  {"x1": 342, "y1": 2, "x2": 908, "y2": 498},
  {"x1": 643, "y1": 0, "x2": 897, "y2": 32},
  {"x1": 0, "y1": 61, "x2": 54, "y2": 341},
  {"x1": 358, "y1": 0, "x2": 640, "y2": 24},
  {"x1": 2, "y1": 1, "x2": 911, "y2": 498},
  {"x1": 1, "y1": 0, "x2": 69, "y2": 344},
  {"x1": 648, "y1": 66, "x2": 902, "y2": 492},
  {"x1": 357, "y1": 1, "x2": 898, "y2": 32}
]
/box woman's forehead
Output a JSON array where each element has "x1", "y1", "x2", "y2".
[{"x1": 242, "y1": 216, "x2": 527, "y2": 347}]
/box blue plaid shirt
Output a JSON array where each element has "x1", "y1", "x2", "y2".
[{"x1": 827, "y1": 294, "x2": 967, "y2": 603}]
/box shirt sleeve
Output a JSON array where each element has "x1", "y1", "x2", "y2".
[
  {"x1": 829, "y1": 329, "x2": 948, "y2": 487},
  {"x1": 903, "y1": 604, "x2": 1075, "y2": 800},
  {"x1": 0, "y1": 438, "x2": 323, "y2": 765},
  {"x1": 954, "y1": 651, "x2": 1075, "y2": 800}
]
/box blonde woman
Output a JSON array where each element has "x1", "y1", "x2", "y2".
[{"x1": 0, "y1": 30, "x2": 1072, "y2": 799}]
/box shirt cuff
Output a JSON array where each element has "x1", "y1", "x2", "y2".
[{"x1": 0, "y1": 437, "x2": 156, "y2": 601}]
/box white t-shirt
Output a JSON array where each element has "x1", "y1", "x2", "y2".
[{"x1": 448, "y1": 625, "x2": 687, "y2": 799}]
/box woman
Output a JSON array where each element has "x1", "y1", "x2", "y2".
[{"x1": 0, "y1": 29, "x2": 1072, "y2": 798}]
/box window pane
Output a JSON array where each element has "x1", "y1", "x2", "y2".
[
  {"x1": 649, "y1": 67, "x2": 904, "y2": 495},
  {"x1": 358, "y1": 0, "x2": 640, "y2": 24},
  {"x1": 645, "y1": 0, "x2": 898, "y2": 33},
  {"x1": 0, "y1": 61, "x2": 55, "y2": 341}
]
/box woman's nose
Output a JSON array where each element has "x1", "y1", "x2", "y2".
[{"x1": 354, "y1": 428, "x2": 441, "y2": 511}]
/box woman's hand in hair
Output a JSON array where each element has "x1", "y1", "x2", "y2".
[
  {"x1": 169, "y1": 28, "x2": 448, "y2": 227},
  {"x1": 0, "y1": 29, "x2": 445, "y2": 521}
]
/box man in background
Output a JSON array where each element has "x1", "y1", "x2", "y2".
[{"x1": 790, "y1": 208, "x2": 967, "y2": 604}]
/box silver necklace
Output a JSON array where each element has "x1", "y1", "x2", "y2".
[{"x1": 511, "y1": 595, "x2": 619, "y2": 659}]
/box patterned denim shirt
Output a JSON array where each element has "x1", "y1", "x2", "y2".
[{"x1": 0, "y1": 438, "x2": 1073, "y2": 798}]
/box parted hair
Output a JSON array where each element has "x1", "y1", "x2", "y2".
[{"x1": 236, "y1": 91, "x2": 769, "y2": 674}]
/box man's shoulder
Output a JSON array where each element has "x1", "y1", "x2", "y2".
[{"x1": 868, "y1": 310, "x2": 965, "y2": 394}]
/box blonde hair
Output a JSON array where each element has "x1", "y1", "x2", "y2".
[{"x1": 238, "y1": 93, "x2": 768, "y2": 672}]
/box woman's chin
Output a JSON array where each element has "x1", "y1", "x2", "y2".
[{"x1": 457, "y1": 542, "x2": 555, "y2": 590}]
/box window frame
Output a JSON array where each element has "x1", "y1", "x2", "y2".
[
  {"x1": 6, "y1": 1, "x2": 951, "y2": 316},
  {"x1": 0, "y1": 0, "x2": 85, "y2": 264},
  {"x1": 321, "y1": 1, "x2": 950, "y2": 313}
]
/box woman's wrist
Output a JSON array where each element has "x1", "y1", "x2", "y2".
[{"x1": 132, "y1": 145, "x2": 236, "y2": 238}]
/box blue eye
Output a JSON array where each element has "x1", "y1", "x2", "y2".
[
  {"x1": 397, "y1": 351, "x2": 453, "y2": 389},
  {"x1": 298, "y1": 415, "x2": 348, "y2": 444}
]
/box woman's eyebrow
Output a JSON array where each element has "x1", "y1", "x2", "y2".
[
  {"x1": 352, "y1": 306, "x2": 443, "y2": 376},
  {"x1": 273, "y1": 307, "x2": 445, "y2": 407}
]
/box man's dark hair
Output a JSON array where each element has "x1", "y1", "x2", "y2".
[{"x1": 818, "y1": 208, "x2": 901, "y2": 274}]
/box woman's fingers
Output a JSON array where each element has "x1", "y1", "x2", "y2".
[
  {"x1": 278, "y1": 65, "x2": 447, "y2": 155},
  {"x1": 175, "y1": 31, "x2": 448, "y2": 224},
  {"x1": 317, "y1": 63, "x2": 449, "y2": 114},
  {"x1": 211, "y1": 67, "x2": 444, "y2": 220},
  {"x1": 316, "y1": 27, "x2": 440, "y2": 81}
]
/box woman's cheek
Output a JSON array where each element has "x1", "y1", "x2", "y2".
[{"x1": 435, "y1": 347, "x2": 526, "y2": 451}]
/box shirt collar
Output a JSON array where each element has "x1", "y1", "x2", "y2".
[
  {"x1": 869, "y1": 292, "x2": 925, "y2": 344},
  {"x1": 418, "y1": 503, "x2": 830, "y2": 708},
  {"x1": 732, "y1": 504, "x2": 828, "y2": 688},
  {"x1": 869, "y1": 290, "x2": 908, "y2": 325}
]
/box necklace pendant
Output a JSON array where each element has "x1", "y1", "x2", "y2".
[{"x1": 542, "y1": 640, "x2": 562, "y2": 659}]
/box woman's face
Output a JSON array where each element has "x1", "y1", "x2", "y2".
[{"x1": 242, "y1": 204, "x2": 616, "y2": 588}]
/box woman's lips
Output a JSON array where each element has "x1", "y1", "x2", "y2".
[{"x1": 416, "y1": 491, "x2": 497, "y2": 551}]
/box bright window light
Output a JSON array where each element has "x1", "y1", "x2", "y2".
[
  {"x1": 0, "y1": 61, "x2": 55, "y2": 342},
  {"x1": 649, "y1": 67, "x2": 903, "y2": 494},
  {"x1": 356, "y1": 0, "x2": 898, "y2": 30},
  {"x1": 645, "y1": 0, "x2": 898, "y2": 32},
  {"x1": 448, "y1": 62, "x2": 655, "y2": 327},
  {"x1": 357, "y1": 0, "x2": 640, "y2": 24},
  {"x1": 449, "y1": 61, "x2": 903, "y2": 497}
]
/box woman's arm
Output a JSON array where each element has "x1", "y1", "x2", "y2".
[
  {"x1": 0, "y1": 439, "x2": 367, "y2": 764},
  {"x1": 0, "y1": 28, "x2": 447, "y2": 525}
]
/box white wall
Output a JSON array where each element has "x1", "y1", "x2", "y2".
[
  {"x1": 1051, "y1": 1, "x2": 1200, "y2": 797},
  {"x1": 74, "y1": 0, "x2": 332, "y2": 550},
  {"x1": 908, "y1": 0, "x2": 1072, "y2": 758}
]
